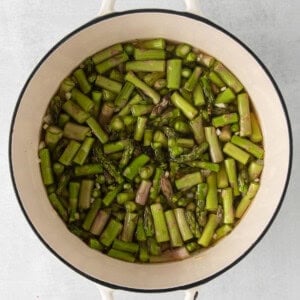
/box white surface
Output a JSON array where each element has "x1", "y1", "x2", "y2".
[{"x1": 0, "y1": 0, "x2": 299, "y2": 299}]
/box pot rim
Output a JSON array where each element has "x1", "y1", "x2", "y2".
[{"x1": 9, "y1": 8, "x2": 293, "y2": 293}]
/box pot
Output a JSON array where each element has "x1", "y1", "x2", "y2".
[{"x1": 9, "y1": 0, "x2": 292, "y2": 298}]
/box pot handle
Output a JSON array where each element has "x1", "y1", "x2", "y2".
[
  {"x1": 97, "y1": 285, "x2": 114, "y2": 300},
  {"x1": 184, "y1": 288, "x2": 199, "y2": 300},
  {"x1": 98, "y1": 0, "x2": 203, "y2": 16}
]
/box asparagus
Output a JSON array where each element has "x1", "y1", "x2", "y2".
[
  {"x1": 174, "y1": 120, "x2": 191, "y2": 134},
  {"x1": 71, "y1": 88, "x2": 94, "y2": 112},
  {"x1": 214, "y1": 62, "x2": 243, "y2": 93},
  {"x1": 74, "y1": 163, "x2": 103, "y2": 176},
  {"x1": 73, "y1": 137, "x2": 95, "y2": 165},
  {"x1": 95, "y1": 75, "x2": 122, "y2": 93},
  {"x1": 223, "y1": 142, "x2": 251, "y2": 165},
  {"x1": 217, "y1": 162, "x2": 229, "y2": 188},
  {"x1": 86, "y1": 117, "x2": 108, "y2": 144},
  {"x1": 221, "y1": 188, "x2": 234, "y2": 224},
  {"x1": 103, "y1": 140, "x2": 128, "y2": 154},
  {"x1": 215, "y1": 88, "x2": 236, "y2": 104},
  {"x1": 149, "y1": 167, "x2": 163, "y2": 201},
  {"x1": 175, "y1": 172, "x2": 202, "y2": 190},
  {"x1": 139, "y1": 242, "x2": 149, "y2": 262},
  {"x1": 89, "y1": 238, "x2": 104, "y2": 251},
  {"x1": 167, "y1": 59, "x2": 182, "y2": 89},
  {"x1": 224, "y1": 158, "x2": 240, "y2": 196},
  {"x1": 214, "y1": 224, "x2": 233, "y2": 241},
  {"x1": 63, "y1": 122, "x2": 91, "y2": 141},
  {"x1": 184, "y1": 210, "x2": 201, "y2": 238},
  {"x1": 208, "y1": 71, "x2": 225, "y2": 88},
  {"x1": 62, "y1": 100, "x2": 90, "y2": 124},
  {"x1": 151, "y1": 203, "x2": 170, "y2": 243},
  {"x1": 93, "y1": 143, "x2": 124, "y2": 183},
  {"x1": 236, "y1": 182, "x2": 260, "y2": 218},
  {"x1": 131, "y1": 104, "x2": 154, "y2": 117},
  {"x1": 136, "y1": 216, "x2": 147, "y2": 241},
  {"x1": 100, "y1": 219, "x2": 123, "y2": 247},
  {"x1": 82, "y1": 197, "x2": 102, "y2": 231},
  {"x1": 95, "y1": 52, "x2": 129, "y2": 74},
  {"x1": 165, "y1": 210, "x2": 183, "y2": 247},
  {"x1": 90, "y1": 209, "x2": 111, "y2": 235},
  {"x1": 138, "y1": 38, "x2": 166, "y2": 49},
  {"x1": 39, "y1": 148, "x2": 54, "y2": 185},
  {"x1": 78, "y1": 179, "x2": 94, "y2": 210},
  {"x1": 204, "y1": 127, "x2": 224, "y2": 163},
  {"x1": 114, "y1": 81, "x2": 135, "y2": 109},
  {"x1": 113, "y1": 239, "x2": 139, "y2": 254},
  {"x1": 103, "y1": 184, "x2": 123, "y2": 207},
  {"x1": 212, "y1": 113, "x2": 239, "y2": 127},
  {"x1": 248, "y1": 160, "x2": 264, "y2": 181},
  {"x1": 236, "y1": 93, "x2": 251, "y2": 137},
  {"x1": 48, "y1": 193, "x2": 68, "y2": 222},
  {"x1": 193, "y1": 83, "x2": 205, "y2": 107},
  {"x1": 123, "y1": 154, "x2": 150, "y2": 180},
  {"x1": 92, "y1": 43, "x2": 123, "y2": 64},
  {"x1": 170, "y1": 92, "x2": 198, "y2": 120},
  {"x1": 144, "y1": 206, "x2": 155, "y2": 237},
  {"x1": 135, "y1": 180, "x2": 152, "y2": 206},
  {"x1": 231, "y1": 135, "x2": 264, "y2": 159},
  {"x1": 125, "y1": 60, "x2": 165, "y2": 72},
  {"x1": 198, "y1": 214, "x2": 219, "y2": 247},
  {"x1": 45, "y1": 126, "x2": 63, "y2": 150},
  {"x1": 58, "y1": 140, "x2": 81, "y2": 166},
  {"x1": 125, "y1": 71, "x2": 160, "y2": 104},
  {"x1": 53, "y1": 162, "x2": 64, "y2": 177},
  {"x1": 174, "y1": 208, "x2": 193, "y2": 242},
  {"x1": 121, "y1": 212, "x2": 138, "y2": 242},
  {"x1": 190, "y1": 115, "x2": 205, "y2": 145},
  {"x1": 119, "y1": 141, "x2": 134, "y2": 169},
  {"x1": 184, "y1": 66, "x2": 202, "y2": 92},
  {"x1": 172, "y1": 143, "x2": 209, "y2": 163},
  {"x1": 250, "y1": 112, "x2": 263, "y2": 143}
]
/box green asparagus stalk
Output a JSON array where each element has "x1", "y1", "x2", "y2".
[
  {"x1": 231, "y1": 135, "x2": 264, "y2": 159},
  {"x1": 63, "y1": 122, "x2": 91, "y2": 141},
  {"x1": 62, "y1": 100, "x2": 90, "y2": 124},
  {"x1": 113, "y1": 239, "x2": 139, "y2": 254},
  {"x1": 184, "y1": 66, "x2": 202, "y2": 92},
  {"x1": 95, "y1": 75, "x2": 122, "y2": 93},
  {"x1": 39, "y1": 148, "x2": 54, "y2": 186},
  {"x1": 173, "y1": 208, "x2": 193, "y2": 242},
  {"x1": 114, "y1": 81, "x2": 135, "y2": 109},
  {"x1": 58, "y1": 140, "x2": 81, "y2": 166},
  {"x1": 136, "y1": 216, "x2": 147, "y2": 241},
  {"x1": 123, "y1": 154, "x2": 150, "y2": 180},
  {"x1": 125, "y1": 60, "x2": 165, "y2": 72},
  {"x1": 214, "y1": 62, "x2": 243, "y2": 93},
  {"x1": 167, "y1": 59, "x2": 182, "y2": 89},
  {"x1": 121, "y1": 212, "x2": 138, "y2": 242},
  {"x1": 208, "y1": 71, "x2": 225, "y2": 88},
  {"x1": 138, "y1": 38, "x2": 166, "y2": 49},
  {"x1": 125, "y1": 71, "x2": 160, "y2": 104},
  {"x1": 95, "y1": 52, "x2": 129, "y2": 74},
  {"x1": 73, "y1": 137, "x2": 95, "y2": 165},
  {"x1": 103, "y1": 140, "x2": 128, "y2": 154},
  {"x1": 170, "y1": 91, "x2": 198, "y2": 120},
  {"x1": 198, "y1": 214, "x2": 219, "y2": 247},
  {"x1": 139, "y1": 242, "x2": 149, "y2": 262},
  {"x1": 164, "y1": 210, "x2": 183, "y2": 247},
  {"x1": 78, "y1": 179, "x2": 94, "y2": 210},
  {"x1": 223, "y1": 142, "x2": 251, "y2": 165},
  {"x1": 175, "y1": 172, "x2": 202, "y2": 190},
  {"x1": 221, "y1": 188, "x2": 234, "y2": 224},
  {"x1": 45, "y1": 126, "x2": 63, "y2": 150},
  {"x1": 74, "y1": 163, "x2": 103, "y2": 176},
  {"x1": 71, "y1": 88, "x2": 94, "y2": 112},
  {"x1": 248, "y1": 160, "x2": 264, "y2": 181},
  {"x1": 250, "y1": 112, "x2": 263, "y2": 143},
  {"x1": 236, "y1": 182, "x2": 260, "y2": 218},
  {"x1": 150, "y1": 203, "x2": 170, "y2": 243},
  {"x1": 217, "y1": 162, "x2": 229, "y2": 188},
  {"x1": 224, "y1": 158, "x2": 240, "y2": 196},
  {"x1": 237, "y1": 93, "x2": 252, "y2": 137},
  {"x1": 48, "y1": 193, "x2": 68, "y2": 222},
  {"x1": 89, "y1": 238, "x2": 104, "y2": 251},
  {"x1": 107, "y1": 248, "x2": 135, "y2": 262},
  {"x1": 90, "y1": 209, "x2": 111, "y2": 235},
  {"x1": 68, "y1": 182, "x2": 80, "y2": 222},
  {"x1": 190, "y1": 115, "x2": 205, "y2": 145},
  {"x1": 82, "y1": 197, "x2": 102, "y2": 231},
  {"x1": 193, "y1": 83, "x2": 205, "y2": 106},
  {"x1": 212, "y1": 113, "x2": 239, "y2": 127},
  {"x1": 214, "y1": 224, "x2": 233, "y2": 241},
  {"x1": 134, "y1": 48, "x2": 166, "y2": 60},
  {"x1": 100, "y1": 219, "x2": 123, "y2": 247},
  {"x1": 215, "y1": 88, "x2": 236, "y2": 104},
  {"x1": 119, "y1": 141, "x2": 134, "y2": 169},
  {"x1": 92, "y1": 43, "x2": 123, "y2": 64},
  {"x1": 144, "y1": 206, "x2": 155, "y2": 237},
  {"x1": 103, "y1": 184, "x2": 123, "y2": 207},
  {"x1": 205, "y1": 173, "x2": 218, "y2": 212},
  {"x1": 184, "y1": 210, "x2": 201, "y2": 238},
  {"x1": 204, "y1": 127, "x2": 224, "y2": 163},
  {"x1": 86, "y1": 117, "x2": 108, "y2": 144}
]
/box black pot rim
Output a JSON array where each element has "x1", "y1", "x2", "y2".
[{"x1": 9, "y1": 8, "x2": 293, "y2": 293}]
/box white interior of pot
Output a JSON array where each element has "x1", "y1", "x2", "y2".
[{"x1": 11, "y1": 12, "x2": 290, "y2": 290}]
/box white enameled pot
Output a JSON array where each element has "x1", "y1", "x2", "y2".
[{"x1": 9, "y1": 0, "x2": 292, "y2": 298}]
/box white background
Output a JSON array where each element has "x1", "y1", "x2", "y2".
[{"x1": 1, "y1": 0, "x2": 299, "y2": 299}]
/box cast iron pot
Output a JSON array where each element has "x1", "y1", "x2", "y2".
[{"x1": 9, "y1": 0, "x2": 292, "y2": 298}]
